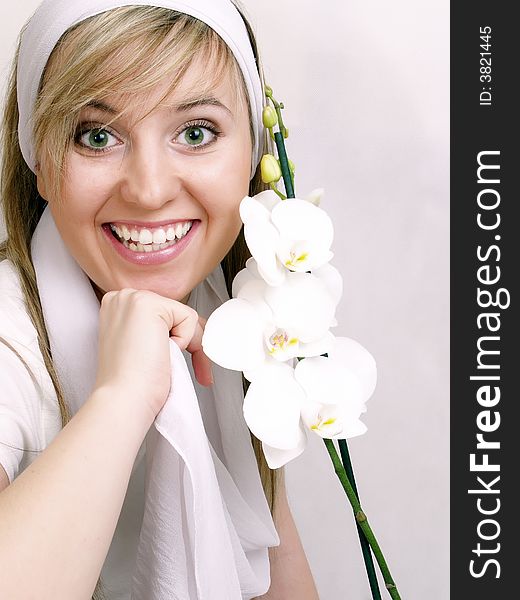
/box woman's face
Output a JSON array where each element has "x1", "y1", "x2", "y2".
[{"x1": 36, "y1": 53, "x2": 252, "y2": 303}]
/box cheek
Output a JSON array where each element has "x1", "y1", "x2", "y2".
[
  {"x1": 59, "y1": 158, "x2": 115, "y2": 223},
  {"x1": 201, "y1": 134, "x2": 251, "y2": 214}
]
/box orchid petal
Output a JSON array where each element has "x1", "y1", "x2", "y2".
[
  {"x1": 332, "y1": 418, "x2": 368, "y2": 439},
  {"x1": 243, "y1": 221, "x2": 285, "y2": 286},
  {"x1": 264, "y1": 272, "x2": 336, "y2": 341},
  {"x1": 295, "y1": 356, "x2": 365, "y2": 410},
  {"x1": 244, "y1": 257, "x2": 262, "y2": 279},
  {"x1": 251, "y1": 189, "x2": 281, "y2": 212},
  {"x1": 328, "y1": 337, "x2": 377, "y2": 401},
  {"x1": 240, "y1": 196, "x2": 285, "y2": 286},
  {"x1": 202, "y1": 299, "x2": 265, "y2": 372},
  {"x1": 271, "y1": 199, "x2": 333, "y2": 247},
  {"x1": 235, "y1": 278, "x2": 273, "y2": 323},
  {"x1": 231, "y1": 266, "x2": 255, "y2": 298},
  {"x1": 297, "y1": 331, "x2": 335, "y2": 358},
  {"x1": 243, "y1": 355, "x2": 283, "y2": 383},
  {"x1": 239, "y1": 195, "x2": 271, "y2": 223},
  {"x1": 300, "y1": 397, "x2": 368, "y2": 440},
  {"x1": 243, "y1": 362, "x2": 305, "y2": 449},
  {"x1": 261, "y1": 424, "x2": 308, "y2": 468},
  {"x1": 312, "y1": 263, "x2": 343, "y2": 306}
]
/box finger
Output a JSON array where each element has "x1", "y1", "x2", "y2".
[
  {"x1": 192, "y1": 349, "x2": 214, "y2": 387},
  {"x1": 187, "y1": 320, "x2": 213, "y2": 386},
  {"x1": 167, "y1": 308, "x2": 198, "y2": 350}
]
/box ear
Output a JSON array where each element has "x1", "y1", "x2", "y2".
[{"x1": 35, "y1": 162, "x2": 49, "y2": 201}]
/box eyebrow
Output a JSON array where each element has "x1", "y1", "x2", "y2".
[
  {"x1": 85, "y1": 100, "x2": 118, "y2": 114},
  {"x1": 85, "y1": 97, "x2": 232, "y2": 116},
  {"x1": 173, "y1": 97, "x2": 232, "y2": 115}
]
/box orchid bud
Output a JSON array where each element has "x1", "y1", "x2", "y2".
[
  {"x1": 262, "y1": 105, "x2": 278, "y2": 129},
  {"x1": 261, "y1": 154, "x2": 282, "y2": 183},
  {"x1": 305, "y1": 188, "x2": 324, "y2": 206},
  {"x1": 277, "y1": 158, "x2": 295, "y2": 176}
]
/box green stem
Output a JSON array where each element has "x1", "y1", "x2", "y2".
[
  {"x1": 265, "y1": 89, "x2": 294, "y2": 199},
  {"x1": 274, "y1": 131, "x2": 294, "y2": 198},
  {"x1": 323, "y1": 439, "x2": 401, "y2": 600},
  {"x1": 266, "y1": 91, "x2": 288, "y2": 137},
  {"x1": 269, "y1": 182, "x2": 286, "y2": 200},
  {"x1": 338, "y1": 439, "x2": 382, "y2": 600}
]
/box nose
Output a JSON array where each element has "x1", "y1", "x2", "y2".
[{"x1": 119, "y1": 139, "x2": 182, "y2": 209}]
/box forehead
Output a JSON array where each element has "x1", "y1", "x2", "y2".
[
  {"x1": 83, "y1": 48, "x2": 246, "y2": 122},
  {"x1": 49, "y1": 36, "x2": 248, "y2": 119}
]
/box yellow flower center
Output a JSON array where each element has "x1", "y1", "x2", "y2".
[
  {"x1": 268, "y1": 328, "x2": 298, "y2": 355},
  {"x1": 310, "y1": 414, "x2": 337, "y2": 432},
  {"x1": 285, "y1": 250, "x2": 309, "y2": 269}
]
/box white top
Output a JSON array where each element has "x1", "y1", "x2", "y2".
[{"x1": 0, "y1": 257, "x2": 147, "y2": 599}]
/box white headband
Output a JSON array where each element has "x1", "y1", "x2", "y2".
[{"x1": 17, "y1": 0, "x2": 264, "y2": 179}]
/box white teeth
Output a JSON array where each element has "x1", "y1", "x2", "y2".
[
  {"x1": 110, "y1": 220, "x2": 193, "y2": 253},
  {"x1": 152, "y1": 229, "x2": 167, "y2": 244},
  {"x1": 123, "y1": 238, "x2": 179, "y2": 253},
  {"x1": 174, "y1": 223, "x2": 184, "y2": 239},
  {"x1": 138, "y1": 229, "x2": 153, "y2": 245}
]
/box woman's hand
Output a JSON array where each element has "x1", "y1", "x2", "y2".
[{"x1": 93, "y1": 288, "x2": 213, "y2": 419}]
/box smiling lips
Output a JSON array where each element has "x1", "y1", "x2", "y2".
[{"x1": 103, "y1": 219, "x2": 199, "y2": 265}]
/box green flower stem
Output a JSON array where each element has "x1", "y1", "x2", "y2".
[
  {"x1": 265, "y1": 87, "x2": 294, "y2": 199},
  {"x1": 269, "y1": 182, "x2": 286, "y2": 200},
  {"x1": 323, "y1": 439, "x2": 401, "y2": 600},
  {"x1": 338, "y1": 439, "x2": 382, "y2": 600},
  {"x1": 273, "y1": 131, "x2": 295, "y2": 198}
]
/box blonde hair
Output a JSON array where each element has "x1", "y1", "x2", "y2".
[{"x1": 0, "y1": 5, "x2": 283, "y2": 599}]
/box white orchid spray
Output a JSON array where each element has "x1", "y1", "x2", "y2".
[{"x1": 202, "y1": 86, "x2": 401, "y2": 600}]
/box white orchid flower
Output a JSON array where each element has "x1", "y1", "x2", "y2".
[
  {"x1": 202, "y1": 259, "x2": 340, "y2": 381},
  {"x1": 295, "y1": 336, "x2": 377, "y2": 440},
  {"x1": 239, "y1": 189, "x2": 334, "y2": 286},
  {"x1": 242, "y1": 336, "x2": 377, "y2": 469}
]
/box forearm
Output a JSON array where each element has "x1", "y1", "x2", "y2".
[
  {"x1": 0, "y1": 385, "x2": 154, "y2": 600},
  {"x1": 256, "y1": 482, "x2": 320, "y2": 600}
]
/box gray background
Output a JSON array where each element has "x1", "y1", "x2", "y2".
[{"x1": 0, "y1": 1, "x2": 449, "y2": 598}]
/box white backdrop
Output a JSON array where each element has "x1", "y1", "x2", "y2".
[{"x1": 0, "y1": 2, "x2": 449, "y2": 599}]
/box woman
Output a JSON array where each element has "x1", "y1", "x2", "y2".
[{"x1": 0, "y1": 1, "x2": 319, "y2": 598}]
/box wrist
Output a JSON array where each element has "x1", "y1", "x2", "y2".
[{"x1": 89, "y1": 384, "x2": 157, "y2": 439}]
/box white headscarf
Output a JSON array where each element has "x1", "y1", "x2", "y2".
[
  {"x1": 21, "y1": 1, "x2": 279, "y2": 599},
  {"x1": 17, "y1": 0, "x2": 265, "y2": 179}
]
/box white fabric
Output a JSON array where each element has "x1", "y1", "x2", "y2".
[
  {"x1": 0, "y1": 203, "x2": 280, "y2": 599},
  {"x1": 0, "y1": 261, "x2": 62, "y2": 484},
  {"x1": 17, "y1": 0, "x2": 264, "y2": 179}
]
